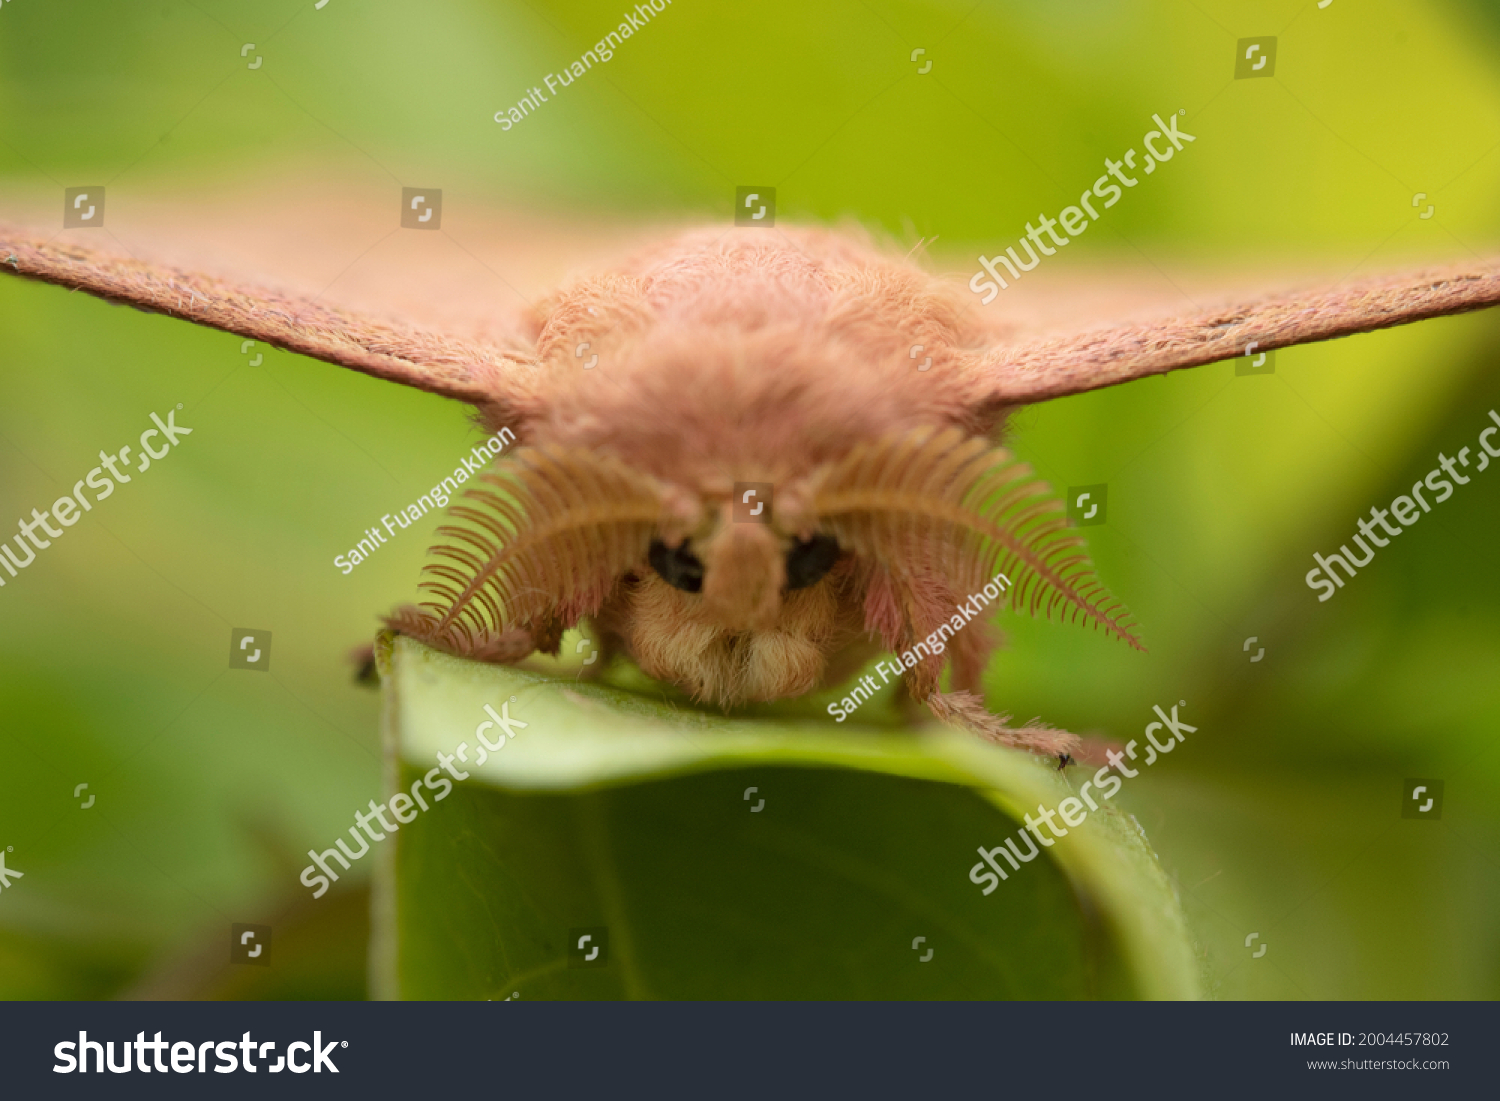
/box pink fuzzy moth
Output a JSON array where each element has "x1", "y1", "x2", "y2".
[{"x1": 5, "y1": 221, "x2": 1499, "y2": 760}]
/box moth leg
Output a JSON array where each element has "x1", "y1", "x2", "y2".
[
  {"x1": 933, "y1": 620, "x2": 1072, "y2": 758},
  {"x1": 890, "y1": 602, "x2": 1070, "y2": 754},
  {"x1": 467, "y1": 628, "x2": 543, "y2": 664},
  {"x1": 817, "y1": 638, "x2": 886, "y2": 694},
  {"x1": 892, "y1": 677, "x2": 926, "y2": 725},
  {"x1": 923, "y1": 689, "x2": 1080, "y2": 759},
  {"x1": 349, "y1": 642, "x2": 379, "y2": 687},
  {"x1": 894, "y1": 633, "x2": 1077, "y2": 756},
  {"x1": 944, "y1": 616, "x2": 1000, "y2": 695},
  {"x1": 384, "y1": 604, "x2": 544, "y2": 664}
]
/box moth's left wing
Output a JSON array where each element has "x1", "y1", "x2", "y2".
[
  {"x1": 0, "y1": 178, "x2": 654, "y2": 418},
  {"x1": 960, "y1": 258, "x2": 1500, "y2": 413},
  {"x1": 1, "y1": 225, "x2": 521, "y2": 406}
]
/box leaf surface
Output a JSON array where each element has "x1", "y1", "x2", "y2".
[{"x1": 376, "y1": 635, "x2": 1200, "y2": 1000}]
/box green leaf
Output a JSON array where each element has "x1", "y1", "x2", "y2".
[{"x1": 373, "y1": 634, "x2": 1201, "y2": 1000}]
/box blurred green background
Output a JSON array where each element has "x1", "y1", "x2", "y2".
[{"x1": 1, "y1": 0, "x2": 1498, "y2": 999}]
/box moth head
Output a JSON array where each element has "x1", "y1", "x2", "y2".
[
  {"x1": 645, "y1": 479, "x2": 842, "y2": 633},
  {"x1": 609, "y1": 475, "x2": 857, "y2": 704}
]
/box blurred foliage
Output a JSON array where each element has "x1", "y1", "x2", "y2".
[{"x1": 1, "y1": 0, "x2": 1498, "y2": 999}]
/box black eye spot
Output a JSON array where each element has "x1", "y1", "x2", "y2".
[
  {"x1": 649, "y1": 538, "x2": 704, "y2": 593},
  {"x1": 785, "y1": 533, "x2": 840, "y2": 590}
]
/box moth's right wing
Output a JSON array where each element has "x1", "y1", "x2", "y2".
[{"x1": 957, "y1": 257, "x2": 1500, "y2": 417}]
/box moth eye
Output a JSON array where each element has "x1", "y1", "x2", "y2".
[
  {"x1": 648, "y1": 537, "x2": 704, "y2": 593},
  {"x1": 784, "y1": 533, "x2": 840, "y2": 590}
]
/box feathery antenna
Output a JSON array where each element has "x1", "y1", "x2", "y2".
[
  {"x1": 810, "y1": 426, "x2": 1144, "y2": 650},
  {"x1": 390, "y1": 447, "x2": 663, "y2": 657}
]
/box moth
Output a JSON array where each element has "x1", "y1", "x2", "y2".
[{"x1": 5, "y1": 222, "x2": 1498, "y2": 761}]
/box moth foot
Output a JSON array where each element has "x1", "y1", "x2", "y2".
[
  {"x1": 926, "y1": 690, "x2": 1079, "y2": 758},
  {"x1": 471, "y1": 629, "x2": 544, "y2": 663},
  {"x1": 348, "y1": 642, "x2": 379, "y2": 687},
  {"x1": 383, "y1": 605, "x2": 541, "y2": 664}
]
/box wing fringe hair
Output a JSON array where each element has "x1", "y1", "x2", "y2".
[
  {"x1": 387, "y1": 446, "x2": 663, "y2": 658},
  {"x1": 810, "y1": 426, "x2": 1144, "y2": 650}
]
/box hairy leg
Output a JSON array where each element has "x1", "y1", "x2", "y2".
[
  {"x1": 923, "y1": 689, "x2": 1079, "y2": 758},
  {"x1": 880, "y1": 576, "x2": 1073, "y2": 758},
  {"x1": 944, "y1": 614, "x2": 1000, "y2": 694}
]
